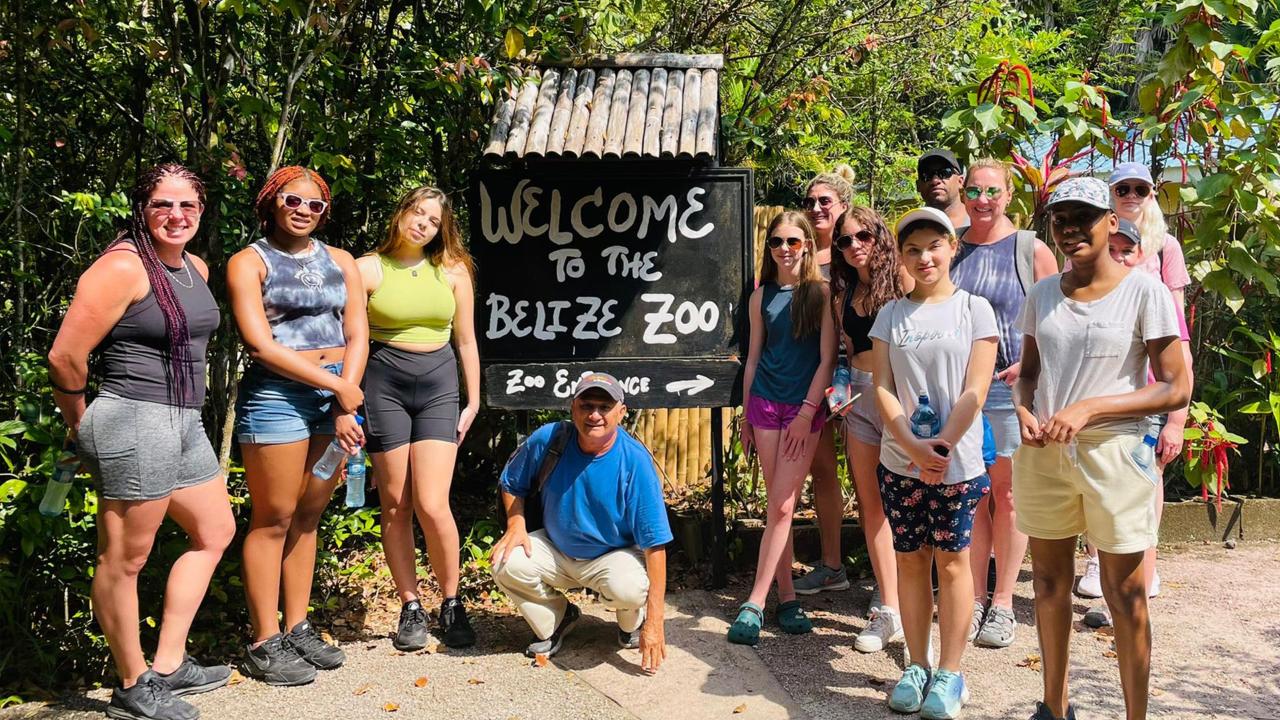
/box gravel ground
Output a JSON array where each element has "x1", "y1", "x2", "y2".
[{"x1": 712, "y1": 541, "x2": 1280, "y2": 720}]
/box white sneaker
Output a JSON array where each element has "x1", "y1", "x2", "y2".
[
  {"x1": 867, "y1": 587, "x2": 882, "y2": 618},
  {"x1": 1148, "y1": 571, "x2": 1161, "y2": 598},
  {"x1": 854, "y1": 606, "x2": 903, "y2": 653},
  {"x1": 1076, "y1": 555, "x2": 1103, "y2": 598}
]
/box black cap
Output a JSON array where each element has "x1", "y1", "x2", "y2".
[
  {"x1": 1114, "y1": 218, "x2": 1142, "y2": 245},
  {"x1": 917, "y1": 148, "x2": 963, "y2": 174}
]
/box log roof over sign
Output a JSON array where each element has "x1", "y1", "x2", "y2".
[{"x1": 483, "y1": 53, "x2": 723, "y2": 162}]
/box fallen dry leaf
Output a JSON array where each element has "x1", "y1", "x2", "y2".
[
  {"x1": 1151, "y1": 688, "x2": 1164, "y2": 696},
  {"x1": 414, "y1": 676, "x2": 429, "y2": 688},
  {"x1": 227, "y1": 670, "x2": 245, "y2": 686},
  {"x1": 383, "y1": 702, "x2": 399, "y2": 712},
  {"x1": 1017, "y1": 653, "x2": 1043, "y2": 672},
  {"x1": 423, "y1": 642, "x2": 441, "y2": 654},
  {"x1": 468, "y1": 678, "x2": 485, "y2": 685},
  {"x1": 733, "y1": 703, "x2": 747, "y2": 714},
  {"x1": 320, "y1": 631, "x2": 335, "y2": 644},
  {"x1": 1103, "y1": 650, "x2": 1118, "y2": 658},
  {"x1": 534, "y1": 653, "x2": 549, "y2": 668},
  {"x1": 353, "y1": 683, "x2": 373, "y2": 696}
]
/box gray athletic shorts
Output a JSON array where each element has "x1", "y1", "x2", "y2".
[
  {"x1": 78, "y1": 393, "x2": 221, "y2": 501},
  {"x1": 842, "y1": 368, "x2": 884, "y2": 445}
]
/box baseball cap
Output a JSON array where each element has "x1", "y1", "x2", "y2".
[
  {"x1": 1045, "y1": 177, "x2": 1111, "y2": 210},
  {"x1": 1108, "y1": 162, "x2": 1154, "y2": 186},
  {"x1": 573, "y1": 372, "x2": 625, "y2": 404},
  {"x1": 917, "y1": 148, "x2": 963, "y2": 174},
  {"x1": 894, "y1": 206, "x2": 956, "y2": 238},
  {"x1": 1113, "y1": 218, "x2": 1142, "y2": 245}
]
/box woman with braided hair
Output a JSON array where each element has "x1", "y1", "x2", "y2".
[
  {"x1": 228, "y1": 166, "x2": 368, "y2": 686},
  {"x1": 49, "y1": 163, "x2": 235, "y2": 720}
]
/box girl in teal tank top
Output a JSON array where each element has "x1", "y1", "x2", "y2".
[{"x1": 727, "y1": 211, "x2": 836, "y2": 646}]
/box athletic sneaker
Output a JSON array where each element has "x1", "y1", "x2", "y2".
[
  {"x1": 888, "y1": 664, "x2": 932, "y2": 713},
  {"x1": 1082, "y1": 604, "x2": 1112, "y2": 628},
  {"x1": 524, "y1": 603, "x2": 581, "y2": 658},
  {"x1": 1030, "y1": 700, "x2": 1077, "y2": 719},
  {"x1": 1148, "y1": 571, "x2": 1161, "y2": 598},
  {"x1": 242, "y1": 634, "x2": 316, "y2": 686},
  {"x1": 975, "y1": 605, "x2": 1016, "y2": 648},
  {"x1": 867, "y1": 587, "x2": 882, "y2": 618},
  {"x1": 794, "y1": 564, "x2": 850, "y2": 595},
  {"x1": 153, "y1": 655, "x2": 231, "y2": 697},
  {"x1": 393, "y1": 600, "x2": 429, "y2": 651},
  {"x1": 921, "y1": 669, "x2": 969, "y2": 719},
  {"x1": 439, "y1": 597, "x2": 477, "y2": 648},
  {"x1": 285, "y1": 620, "x2": 345, "y2": 669},
  {"x1": 106, "y1": 670, "x2": 198, "y2": 720},
  {"x1": 1076, "y1": 555, "x2": 1102, "y2": 598},
  {"x1": 968, "y1": 601, "x2": 986, "y2": 642},
  {"x1": 854, "y1": 606, "x2": 903, "y2": 653},
  {"x1": 619, "y1": 608, "x2": 646, "y2": 649}
]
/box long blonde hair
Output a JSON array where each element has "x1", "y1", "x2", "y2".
[
  {"x1": 760, "y1": 211, "x2": 825, "y2": 338},
  {"x1": 375, "y1": 186, "x2": 475, "y2": 277},
  {"x1": 1133, "y1": 193, "x2": 1170, "y2": 259},
  {"x1": 805, "y1": 164, "x2": 856, "y2": 205}
]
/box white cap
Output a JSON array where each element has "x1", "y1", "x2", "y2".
[{"x1": 894, "y1": 206, "x2": 956, "y2": 239}]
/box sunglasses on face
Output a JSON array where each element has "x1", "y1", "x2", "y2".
[
  {"x1": 835, "y1": 230, "x2": 876, "y2": 250},
  {"x1": 801, "y1": 196, "x2": 837, "y2": 210},
  {"x1": 918, "y1": 166, "x2": 958, "y2": 183},
  {"x1": 964, "y1": 186, "x2": 1003, "y2": 201},
  {"x1": 1112, "y1": 183, "x2": 1151, "y2": 198},
  {"x1": 146, "y1": 199, "x2": 203, "y2": 217},
  {"x1": 278, "y1": 192, "x2": 329, "y2": 214},
  {"x1": 767, "y1": 235, "x2": 805, "y2": 250}
]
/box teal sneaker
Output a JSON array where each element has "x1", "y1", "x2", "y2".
[
  {"x1": 888, "y1": 664, "x2": 932, "y2": 713},
  {"x1": 921, "y1": 669, "x2": 969, "y2": 719}
]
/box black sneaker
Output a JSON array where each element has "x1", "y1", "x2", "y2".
[
  {"x1": 106, "y1": 670, "x2": 199, "y2": 720},
  {"x1": 524, "y1": 603, "x2": 580, "y2": 658},
  {"x1": 393, "y1": 600, "x2": 430, "y2": 651},
  {"x1": 1030, "y1": 701, "x2": 1077, "y2": 720},
  {"x1": 439, "y1": 598, "x2": 477, "y2": 649},
  {"x1": 618, "y1": 608, "x2": 645, "y2": 649},
  {"x1": 285, "y1": 620, "x2": 346, "y2": 669},
  {"x1": 242, "y1": 634, "x2": 316, "y2": 686},
  {"x1": 154, "y1": 655, "x2": 232, "y2": 696}
]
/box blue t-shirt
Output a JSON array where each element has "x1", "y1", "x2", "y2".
[{"x1": 500, "y1": 423, "x2": 673, "y2": 560}]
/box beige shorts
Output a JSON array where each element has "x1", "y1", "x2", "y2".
[{"x1": 1012, "y1": 432, "x2": 1158, "y2": 554}]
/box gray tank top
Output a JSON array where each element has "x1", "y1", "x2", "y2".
[
  {"x1": 250, "y1": 239, "x2": 347, "y2": 351},
  {"x1": 96, "y1": 252, "x2": 221, "y2": 407},
  {"x1": 951, "y1": 232, "x2": 1023, "y2": 371}
]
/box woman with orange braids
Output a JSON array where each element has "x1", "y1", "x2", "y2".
[
  {"x1": 356, "y1": 187, "x2": 479, "y2": 651},
  {"x1": 228, "y1": 166, "x2": 368, "y2": 686},
  {"x1": 49, "y1": 163, "x2": 235, "y2": 720}
]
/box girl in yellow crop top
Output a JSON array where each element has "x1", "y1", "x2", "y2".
[{"x1": 355, "y1": 186, "x2": 480, "y2": 648}]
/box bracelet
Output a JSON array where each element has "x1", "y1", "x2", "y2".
[
  {"x1": 797, "y1": 411, "x2": 814, "y2": 422},
  {"x1": 801, "y1": 398, "x2": 820, "y2": 409},
  {"x1": 51, "y1": 380, "x2": 89, "y2": 395}
]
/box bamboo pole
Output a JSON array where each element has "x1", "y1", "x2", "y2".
[
  {"x1": 659, "y1": 70, "x2": 684, "y2": 157},
  {"x1": 582, "y1": 69, "x2": 615, "y2": 158},
  {"x1": 603, "y1": 69, "x2": 632, "y2": 157},
  {"x1": 545, "y1": 68, "x2": 577, "y2": 156},
  {"x1": 563, "y1": 68, "x2": 596, "y2": 158},
  {"x1": 678, "y1": 69, "x2": 701, "y2": 157}
]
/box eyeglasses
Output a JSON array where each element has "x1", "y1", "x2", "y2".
[
  {"x1": 278, "y1": 192, "x2": 329, "y2": 214},
  {"x1": 1050, "y1": 206, "x2": 1110, "y2": 230},
  {"x1": 767, "y1": 236, "x2": 805, "y2": 250},
  {"x1": 835, "y1": 230, "x2": 876, "y2": 250},
  {"x1": 801, "y1": 196, "x2": 837, "y2": 210},
  {"x1": 1112, "y1": 183, "x2": 1151, "y2": 198},
  {"x1": 146, "y1": 199, "x2": 203, "y2": 217},
  {"x1": 919, "y1": 166, "x2": 958, "y2": 183},
  {"x1": 964, "y1": 186, "x2": 1003, "y2": 200}
]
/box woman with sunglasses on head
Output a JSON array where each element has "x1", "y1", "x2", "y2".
[
  {"x1": 355, "y1": 187, "x2": 479, "y2": 652},
  {"x1": 791, "y1": 166, "x2": 855, "y2": 601},
  {"x1": 1073, "y1": 163, "x2": 1195, "y2": 621},
  {"x1": 828, "y1": 207, "x2": 912, "y2": 655},
  {"x1": 728, "y1": 211, "x2": 835, "y2": 646},
  {"x1": 48, "y1": 164, "x2": 235, "y2": 720},
  {"x1": 950, "y1": 158, "x2": 1058, "y2": 650},
  {"x1": 227, "y1": 166, "x2": 368, "y2": 686}
]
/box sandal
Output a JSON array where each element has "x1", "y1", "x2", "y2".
[
  {"x1": 727, "y1": 602, "x2": 764, "y2": 645},
  {"x1": 776, "y1": 600, "x2": 813, "y2": 635}
]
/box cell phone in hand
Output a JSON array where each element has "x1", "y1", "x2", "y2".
[
  {"x1": 825, "y1": 390, "x2": 861, "y2": 417},
  {"x1": 934, "y1": 445, "x2": 950, "y2": 457}
]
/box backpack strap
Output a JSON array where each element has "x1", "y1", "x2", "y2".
[
  {"x1": 1014, "y1": 230, "x2": 1037, "y2": 296},
  {"x1": 533, "y1": 420, "x2": 573, "y2": 493}
]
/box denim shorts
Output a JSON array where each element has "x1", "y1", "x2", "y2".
[
  {"x1": 878, "y1": 464, "x2": 990, "y2": 553},
  {"x1": 235, "y1": 362, "x2": 343, "y2": 445},
  {"x1": 984, "y1": 381, "x2": 1020, "y2": 458}
]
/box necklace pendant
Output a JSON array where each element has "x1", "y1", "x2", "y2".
[{"x1": 411, "y1": 270, "x2": 419, "y2": 277}]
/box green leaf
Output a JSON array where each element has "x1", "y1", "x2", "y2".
[
  {"x1": 503, "y1": 27, "x2": 524, "y2": 59},
  {"x1": 1201, "y1": 269, "x2": 1245, "y2": 312},
  {"x1": 1196, "y1": 172, "x2": 1235, "y2": 202},
  {"x1": 973, "y1": 104, "x2": 1001, "y2": 133}
]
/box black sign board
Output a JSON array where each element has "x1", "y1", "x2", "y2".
[{"x1": 470, "y1": 166, "x2": 753, "y2": 409}]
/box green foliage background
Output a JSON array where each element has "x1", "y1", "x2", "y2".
[{"x1": 2, "y1": 0, "x2": 1279, "y2": 699}]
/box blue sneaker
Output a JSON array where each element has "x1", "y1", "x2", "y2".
[
  {"x1": 921, "y1": 669, "x2": 970, "y2": 719},
  {"x1": 888, "y1": 664, "x2": 932, "y2": 713}
]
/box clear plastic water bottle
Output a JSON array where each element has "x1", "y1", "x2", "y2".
[
  {"x1": 1131, "y1": 433, "x2": 1159, "y2": 480},
  {"x1": 39, "y1": 445, "x2": 79, "y2": 518},
  {"x1": 344, "y1": 450, "x2": 366, "y2": 508},
  {"x1": 910, "y1": 393, "x2": 942, "y2": 438},
  {"x1": 312, "y1": 414, "x2": 363, "y2": 481},
  {"x1": 826, "y1": 363, "x2": 852, "y2": 413}
]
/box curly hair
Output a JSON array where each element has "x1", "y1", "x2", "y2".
[
  {"x1": 829, "y1": 206, "x2": 905, "y2": 321},
  {"x1": 760, "y1": 210, "x2": 826, "y2": 339},
  {"x1": 375, "y1": 186, "x2": 475, "y2": 278},
  {"x1": 254, "y1": 166, "x2": 331, "y2": 233}
]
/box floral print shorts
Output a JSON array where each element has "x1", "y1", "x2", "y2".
[{"x1": 878, "y1": 465, "x2": 990, "y2": 553}]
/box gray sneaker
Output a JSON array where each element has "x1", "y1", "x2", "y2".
[
  {"x1": 853, "y1": 605, "x2": 903, "y2": 653},
  {"x1": 794, "y1": 564, "x2": 850, "y2": 595},
  {"x1": 1082, "y1": 604, "x2": 1112, "y2": 628},
  {"x1": 968, "y1": 600, "x2": 986, "y2": 642},
  {"x1": 975, "y1": 604, "x2": 1016, "y2": 648}
]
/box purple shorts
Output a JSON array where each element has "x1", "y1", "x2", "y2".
[{"x1": 745, "y1": 395, "x2": 826, "y2": 434}]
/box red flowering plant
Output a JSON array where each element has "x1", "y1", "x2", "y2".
[{"x1": 1183, "y1": 402, "x2": 1247, "y2": 510}]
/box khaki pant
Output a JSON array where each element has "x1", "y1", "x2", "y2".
[{"x1": 492, "y1": 529, "x2": 649, "y2": 639}]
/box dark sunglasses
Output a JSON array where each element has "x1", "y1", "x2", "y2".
[
  {"x1": 278, "y1": 192, "x2": 329, "y2": 214},
  {"x1": 767, "y1": 236, "x2": 805, "y2": 250},
  {"x1": 801, "y1": 196, "x2": 836, "y2": 210},
  {"x1": 1112, "y1": 183, "x2": 1151, "y2": 198},
  {"x1": 918, "y1": 166, "x2": 958, "y2": 183},
  {"x1": 964, "y1": 186, "x2": 1003, "y2": 200},
  {"x1": 835, "y1": 230, "x2": 876, "y2": 250}
]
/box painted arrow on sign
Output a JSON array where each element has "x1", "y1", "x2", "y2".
[{"x1": 665, "y1": 375, "x2": 714, "y2": 396}]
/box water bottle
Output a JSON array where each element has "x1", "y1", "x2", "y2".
[
  {"x1": 1131, "y1": 434, "x2": 1159, "y2": 480},
  {"x1": 311, "y1": 414, "x2": 363, "y2": 481},
  {"x1": 826, "y1": 363, "x2": 852, "y2": 413},
  {"x1": 39, "y1": 445, "x2": 79, "y2": 518},
  {"x1": 344, "y1": 449, "x2": 366, "y2": 508},
  {"x1": 910, "y1": 393, "x2": 942, "y2": 438}
]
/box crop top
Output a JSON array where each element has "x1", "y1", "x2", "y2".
[{"x1": 367, "y1": 255, "x2": 455, "y2": 344}]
